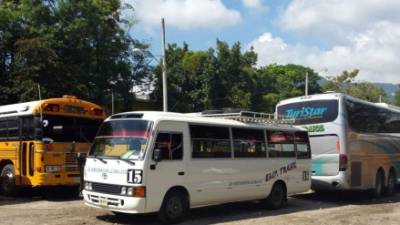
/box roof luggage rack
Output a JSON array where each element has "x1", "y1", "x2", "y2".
[{"x1": 201, "y1": 111, "x2": 295, "y2": 125}]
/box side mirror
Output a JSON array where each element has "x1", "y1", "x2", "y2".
[
  {"x1": 77, "y1": 152, "x2": 87, "y2": 163},
  {"x1": 153, "y1": 149, "x2": 162, "y2": 162}
]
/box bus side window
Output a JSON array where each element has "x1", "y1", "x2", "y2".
[
  {"x1": 190, "y1": 125, "x2": 231, "y2": 158},
  {"x1": 21, "y1": 117, "x2": 35, "y2": 140},
  {"x1": 295, "y1": 131, "x2": 311, "y2": 159},
  {"x1": 267, "y1": 131, "x2": 295, "y2": 158},
  {"x1": 154, "y1": 133, "x2": 183, "y2": 160},
  {"x1": 7, "y1": 118, "x2": 19, "y2": 140},
  {"x1": 0, "y1": 120, "x2": 7, "y2": 140},
  {"x1": 232, "y1": 128, "x2": 266, "y2": 158}
]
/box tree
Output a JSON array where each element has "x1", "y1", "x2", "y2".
[
  {"x1": 256, "y1": 64, "x2": 321, "y2": 112},
  {"x1": 151, "y1": 41, "x2": 323, "y2": 114},
  {"x1": 152, "y1": 41, "x2": 258, "y2": 113},
  {"x1": 394, "y1": 85, "x2": 400, "y2": 106},
  {"x1": 323, "y1": 69, "x2": 359, "y2": 93},
  {"x1": 323, "y1": 69, "x2": 386, "y2": 102},
  {"x1": 208, "y1": 41, "x2": 257, "y2": 109},
  {"x1": 151, "y1": 42, "x2": 210, "y2": 112},
  {"x1": 348, "y1": 82, "x2": 386, "y2": 102},
  {"x1": 0, "y1": 0, "x2": 151, "y2": 112}
]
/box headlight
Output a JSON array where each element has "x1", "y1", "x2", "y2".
[
  {"x1": 119, "y1": 186, "x2": 145, "y2": 197},
  {"x1": 127, "y1": 187, "x2": 133, "y2": 196},
  {"x1": 45, "y1": 165, "x2": 61, "y2": 173},
  {"x1": 121, "y1": 186, "x2": 127, "y2": 195},
  {"x1": 85, "y1": 182, "x2": 92, "y2": 190}
]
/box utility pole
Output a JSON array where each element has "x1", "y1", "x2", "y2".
[
  {"x1": 305, "y1": 71, "x2": 309, "y2": 96},
  {"x1": 38, "y1": 84, "x2": 43, "y2": 121},
  {"x1": 111, "y1": 91, "x2": 114, "y2": 114},
  {"x1": 161, "y1": 18, "x2": 168, "y2": 112}
]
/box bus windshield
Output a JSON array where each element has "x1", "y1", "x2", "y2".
[
  {"x1": 41, "y1": 115, "x2": 102, "y2": 142},
  {"x1": 277, "y1": 100, "x2": 339, "y2": 125},
  {"x1": 89, "y1": 120, "x2": 152, "y2": 160}
]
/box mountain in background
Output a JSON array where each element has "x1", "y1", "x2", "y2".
[
  {"x1": 373, "y1": 83, "x2": 398, "y2": 97},
  {"x1": 318, "y1": 77, "x2": 398, "y2": 97}
]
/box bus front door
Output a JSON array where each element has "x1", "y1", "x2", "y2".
[{"x1": 145, "y1": 121, "x2": 188, "y2": 212}]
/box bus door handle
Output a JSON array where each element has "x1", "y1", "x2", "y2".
[{"x1": 178, "y1": 171, "x2": 185, "y2": 176}]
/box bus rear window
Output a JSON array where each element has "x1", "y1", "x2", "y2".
[
  {"x1": 42, "y1": 115, "x2": 102, "y2": 142},
  {"x1": 277, "y1": 100, "x2": 339, "y2": 125}
]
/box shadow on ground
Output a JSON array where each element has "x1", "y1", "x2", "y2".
[
  {"x1": 0, "y1": 186, "x2": 81, "y2": 206},
  {"x1": 96, "y1": 190, "x2": 400, "y2": 225}
]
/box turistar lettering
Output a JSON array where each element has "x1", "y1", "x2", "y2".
[{"x1": 285, "y1": 107, "x2": 327, "y2": 119}]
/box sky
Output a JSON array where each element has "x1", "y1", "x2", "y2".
[{"x1": 126, "y1": 0, "x2": 400, "y2": 84}]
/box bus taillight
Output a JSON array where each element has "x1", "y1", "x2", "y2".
[
  {"x1": 90, "y1": 108, "x2": 103, "y2": 116},
  {"x1": 43, "y1": 103, "x2": 60, "y2": 112},
  {"x1": 339, "y1": 154, "x2": 348, "y2": 171},
  {"x1": 63, "y1": 95, "x2": 77, "y2": 99},
  {"x1": 336, "y1": 140, "x2": 340, "y2": 152}
]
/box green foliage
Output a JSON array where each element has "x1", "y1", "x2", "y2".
[
  {"x1": 1, "y1": 1, "x2": 328, "y2": 114},
  {"x1": 323, "y1": 69, "x2": 386, "y2": 102},
  {"x1": 394, "y1": 85, "x2": 400, "y2": 106},
  {"x1": 323, "y1": 69, "x2": 359, "y2": 92},
  {"x1": 151, "y1": 41, "x2": 261, "y2": 112},
  {"x1": 347, "y1": 82, "x2": 386, "y2": 102},
  {"x1": 0, "y1": 0, "x2": 151, "y2": 112},
  {"x1": 151, "y1": 41, "x2": 322, "y2": 113},
  {"x1": 257, "y1": 64, "x2": 321, "y2": 112}
]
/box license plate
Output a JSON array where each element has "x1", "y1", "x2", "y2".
[{"x1": 99, "y1": 198, "x2": 107, "y2": 206}]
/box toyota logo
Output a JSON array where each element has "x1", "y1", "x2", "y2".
[{"x1": 102, "y1": 172, "x2": 108, "y2": 180}]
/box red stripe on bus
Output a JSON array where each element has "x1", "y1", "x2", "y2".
[{"x1": 108, "y1": 131, "x2": 150, "y2": 137}]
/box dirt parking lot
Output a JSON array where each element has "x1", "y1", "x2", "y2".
[{"x1": 1, "y1": 189, "x2": 400, "y2": 225}]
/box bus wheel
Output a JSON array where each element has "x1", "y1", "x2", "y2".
[
  {"x1": 385, "y1": 170, "x2": 397, "y2": 196},
  {"x1": 266, "y1": 182, "x2": 286, "y2": 210},
  {"x1": 372, "y1": 170, "x2": 384, "y2": 198},
  {"x1": 1, "y1": 164, "x2": 17, "y2": 196},
  {"x1": 158, "y1": 190, "x2": 189, "y2": 224}
]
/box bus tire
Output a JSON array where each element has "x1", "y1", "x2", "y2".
[
  {"x1": 385, "y1": 169, "x2": 397, "y2": 196},
  {"x1": 1, "y1": 164, "x2": 17, "y2": 196},
  {"x1": 266, "y1": 182, "x2": 286, "y2": 210},
  {"x1": 66, "y1": 185, "x2": 81, "y2": 198},
  {"x1": 372, "y1": 169, "x2": 384, "y2": 198},
  {"x1": 158, "y1": 190, "x2": 189, "y2": 224}
]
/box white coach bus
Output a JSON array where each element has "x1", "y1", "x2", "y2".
[
  {"x1": 83, "y1": 111, "x2": 311, "y2": 224},
  {"x1": 276, "y1": 92, "x2": 400, "y2": 197}
]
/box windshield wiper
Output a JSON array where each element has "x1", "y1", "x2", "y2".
[
  {"x1": 91, "y1": 155, "x2": 107, "y2": 164},
  {"x1": 118, "y1": 157, "x2": 136, "y2": 166}
]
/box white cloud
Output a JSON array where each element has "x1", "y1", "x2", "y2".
[
  {"x1": 247, "y1": 0, "x2": 400, "y2": 83},
  {"x1": 280, "y1": 0, "x2": 400, "y2": 43},
  {"x1": 129, "y1": 0, "x2": 241, "y2": 30},
  {"x1": 248, "y1": 22, "x2": 400, "y2": 83},
  {"x1": 241, "y1": 0, "x2": 265, "y2": 11}
]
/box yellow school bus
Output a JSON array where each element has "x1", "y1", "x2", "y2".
[{"x1": 0, "y1": 95, "x2": 106, "y2": 195}]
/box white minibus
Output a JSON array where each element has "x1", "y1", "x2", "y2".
[
  {"x1": 276, "y1": 92, "x2": 400, "y2": 197},
  {"x1": 83, "y1": 111, "x2": 311, "y2": 223}
]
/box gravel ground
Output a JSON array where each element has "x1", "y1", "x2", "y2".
[{"x1": 1, "y1": 189, "x2": 400, "y2": 225}]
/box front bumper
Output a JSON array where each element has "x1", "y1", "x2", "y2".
[
  {"x1": 83, "y1": 190, "x2": 146, "y2": 214},
  {"x1": 22, "y1": 172, "x2": 80, "y2": 187}
]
